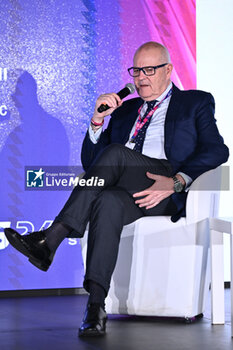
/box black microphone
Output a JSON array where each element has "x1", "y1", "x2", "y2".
[{"x1": 97, "y1": 83, "x2": 135, "y2": 113}]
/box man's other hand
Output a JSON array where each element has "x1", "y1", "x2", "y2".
[{"x1": 133, "y1": 172, "x2": 174, "y2": 209}]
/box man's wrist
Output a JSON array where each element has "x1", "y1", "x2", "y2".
[
  {"x1": 172, "y1": 174, "x2": 186, "y2": 193},
  {"x1": 90, "y1": 116, "x2": 104, "y2": 133},
  {"x1": 175, "y1": 174, "x2": 186, "y2": 186},
  {"x1": 90, "y1": 123, "x2": 102, "y2": 133},
  {"x1": 91, "y1": 118, "x2": 104, "y2": 126},
  {"x1": 92, "y1": 115, "x2": 104, "y2": 125},
  {"x1": 177, "y1": 172, "x2": 192, "y2": 189}
]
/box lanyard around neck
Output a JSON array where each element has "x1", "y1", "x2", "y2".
[{"x1": 130, "y1": 87, "x2": 172, "y2": 142}]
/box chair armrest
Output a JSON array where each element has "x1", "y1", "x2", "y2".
[{"x1": 186, "y1": 167, "x2": 221, "y2": 224}]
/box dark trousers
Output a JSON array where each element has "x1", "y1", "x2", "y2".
[{"x1": 55, "y1": 144, "x2": 177, "y2": 293}]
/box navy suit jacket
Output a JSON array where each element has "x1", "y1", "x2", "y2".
[{"x1": 81, "y1": 84, "x2": 229, "y2": 221}]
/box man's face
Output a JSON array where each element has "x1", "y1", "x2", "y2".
[{"x1": 133, "y1": 47, "x2": 173, "y2": 101}]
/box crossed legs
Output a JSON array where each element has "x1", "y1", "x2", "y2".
[
  {"x1": 54, "y1": 144, "x2": 176, "y2": 294},
  {"x1": 5, "y1": 144, "x2": 177, "y2": 336}
]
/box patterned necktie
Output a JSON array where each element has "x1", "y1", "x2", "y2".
[{"x1": 133, "y1": 100, "x2": 157, "y2": 153}]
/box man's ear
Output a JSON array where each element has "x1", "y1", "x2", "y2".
[{"x1": 166, "y1": 63, "x2": 173, "y2": 77}]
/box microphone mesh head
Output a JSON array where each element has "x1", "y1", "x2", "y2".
[{"x1": 125, "y1": 83, "x2": 135, "y2": 94}]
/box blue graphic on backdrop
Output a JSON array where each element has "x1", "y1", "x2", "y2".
[{"x1": 0, "y1": 0, "x2": 121, "y2": 291}]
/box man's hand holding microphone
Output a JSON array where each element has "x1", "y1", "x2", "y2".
[{"x1": 91, "y1": 84, "x2": 135, "y2": 131}]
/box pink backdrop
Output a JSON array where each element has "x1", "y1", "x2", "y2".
[{"x1": 120, "y1": 0, "x2": 196, "y2": 90}]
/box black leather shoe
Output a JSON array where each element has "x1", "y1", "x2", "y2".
[
  {"x1": 78, "y1": 303, "x2": 107, "y2": 337},
  {"x1": 4, "y1": 228, "x2": 54, "y2": 271}
]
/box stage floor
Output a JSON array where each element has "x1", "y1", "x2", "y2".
[{"x1": 0, "y1": 290, "x2": 232, "y2": 350}]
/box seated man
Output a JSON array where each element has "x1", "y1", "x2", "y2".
[{"x1": 5, "y1": 41, "x2": 229, "y2": 337}]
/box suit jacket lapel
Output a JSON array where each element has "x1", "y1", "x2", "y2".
[
  {"x1": 164, "y1": 84, "x2": 182, "y2": 158},
  {"x1": 121, "y1": 98, "x2": 143, "y2": 144}
]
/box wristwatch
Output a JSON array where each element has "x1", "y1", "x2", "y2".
[{"x1": 172, "y1": 176, "x2": 184, "y2": 193}]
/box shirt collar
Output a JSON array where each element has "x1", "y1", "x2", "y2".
[{"x1": 156, "y1": 82, "x2": 173, "y2": 103}]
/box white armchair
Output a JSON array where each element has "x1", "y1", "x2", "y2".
[{"x1": 80, "y1": 167, "x2": 221, "y2": 319}]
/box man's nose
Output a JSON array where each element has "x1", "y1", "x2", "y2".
[{"x1": 138, "y1": 69, "x2": 146, "y2": 78}]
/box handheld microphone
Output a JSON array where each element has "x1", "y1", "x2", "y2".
[{"x1": 97, "y1": 83, "x2": 135, "y2": 113}]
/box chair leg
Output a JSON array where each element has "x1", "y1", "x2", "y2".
[
  {"x1": 230, "y1": 226, "x2": 233, "y2": 337},
  {"x1": 210, "y1": 229, "x2": 225, "y2": 324}
]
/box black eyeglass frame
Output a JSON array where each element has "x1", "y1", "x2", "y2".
[{"x1": 128, "y1": 63, "x2": 168, "y2": 77}]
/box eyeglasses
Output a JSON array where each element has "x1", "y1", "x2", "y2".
[{"x1": 128, "y1": 63, "x2": 168, "y2": 77}]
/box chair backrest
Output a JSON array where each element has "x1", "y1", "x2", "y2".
[{"x1": 186, "y1": 167, "x2": 222, "y2": 224}]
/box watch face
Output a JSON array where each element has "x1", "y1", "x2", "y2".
[{"x1": 174, "y1": 181, "x2": 184, "y2": 192}]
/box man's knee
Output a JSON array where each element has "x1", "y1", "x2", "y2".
[{"x1": 101, "y1": 143, "x2": 127, "y2": 159}]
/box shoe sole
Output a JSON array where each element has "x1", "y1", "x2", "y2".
[
  {"x1": 78, "y1": 329, "x2": 106, "y2": 337},
  {"x1": 28, "y1": 257, "x2": 50, "y2": 271},
  {"x1": 4, "y1": 229, "x2": 51, "y2": 272},
  {"x1": 78, "y1": 317, "x2": 107, "y2": 338}
]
